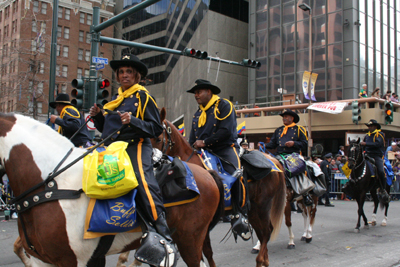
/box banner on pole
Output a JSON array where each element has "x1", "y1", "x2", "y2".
[
  {"x1": 310, "y1": 73, "x2": 318, "y2": 101},
  {"x1": 302, "y1": 71, "x2": 311, "y2": 100},
  {"x1": 307, "y1": 102, "x2": 349, "y2": 114}
]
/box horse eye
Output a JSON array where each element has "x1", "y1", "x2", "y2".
[{"x1": 156, "y1": 138, "x2": 162, "y2": 143}]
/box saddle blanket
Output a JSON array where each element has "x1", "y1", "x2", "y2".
[{"x1": 84, "y1": 159, "x2": 200, "y2": 239}]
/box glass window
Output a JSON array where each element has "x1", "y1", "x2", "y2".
[
  {"x1": 375, "y1": 21, "x2": 381, "y2": 51},
  {"x1": 78, "y1": 49, "x2": 83, "y2": 60},
  {"x1": 269, "y1": 55, "x2": 280, "y2": 76},
  {"x1": 256, "y1": 57, "x2": 267, "y2": 78},
  {"x1": 327, "y1": 12, "x2": 342, "y2": 44},
  {"x1": 56, "y1": 44, "x2": 60, "y2": 56},
  {"x1": 327, "y1": 44, "x2": 342, "y2": 67},
  {"x1": 312, "y1": 0, "x2": 326, "y2": 16},
  {"x1": 256, "y1": 79, "x2": 267, "y2": 98},
  {"x1": 383, "y1": 53, "x2": 388, "y2": 76},
  {"x1": 40, "y1": 62, "x2": 44, "y2": 74},
  {"x1": 382, "y1": 25, "x2": 388, "y2": 54},
  {"x1": 360, "y1": 44, "x2": 366, "y2": 69},
  {"x1": 79, "y1": 31, "x2": 84, "y2": 42},
  {"x1": 383, "y1": 3, "x2": 388, "y2": 25},
  {"x1": 297, "y1": 50, "x2": 310, "y2": 72},
  {"x1": 282, "y1": 23, "x2": 295, "y2": 52},
  {"x1": 283, "y1": 74, "x2": 295, "y2": 93},
  {"x1": 62, "y1": 65, "x2": 68, "y2": 77},
  {"x1": 58, "y1": 8, "x2": 62, "y2": 18},
  {"x1": 257, "y1": 0, "x2": 268, "y2": 12},
  {"x1": 314, "y1": 68, "x2": 326, "y2": 91},
  {"x1": 32, "y1": 21, "x2": 37, "y2": 32},
  {"x1": 282, "y1": 3, "x2": 295, "y2": 24},
  {"x1": 368, "y1": 69, "x2": 374, "y2": 91},
  {"x1": 86, "y1": 32, "x2": 91, "y2": 43},
  {"x1": 390, "y1": 56, "x2": 395, "y2": 78},
  {"x1": 87, "y1": 14, "x2": 92, "y2": 25},
  {"x1": 360, "y1": 0, "x2": 365, "y2": 13},
  {"x1": 256, "y1": 30, "x2": 267, "y2": 58},
  {"x1": 398, "y1": 60, "x2": 400, "y2": 81},
  {"x1": 57, "y1": 26, "x2": 61, "y2": 38},
  {"x1": 85, "y1": 50, "x2": 90, "y2": 62},
  {"x1": 33, "y1": 0, "x2": 39, "y2": 13},
  {"x1": 376, "y1": 72, "x2": 381, "y2": 88},
  {"x1": 360, "y1": 67, "x2": 366, "y2": 88},
  {"x1": 80, "y1": 13, "x2": 85, "y2": 24},
  {"x1": 77, "y1": 68, "x2": 82, "y2": 79},
  {"x1": 283, "y1": 52, "x2": 295, "y2": 74},
  {"x1": 297, "y1": 20, "x2": 310, "y2": 50},
  {"x1": 327, "y1": 0, "x2": 341, "y2": 13},
  {"x1": 268, "y1": 27, "x2": 281, "y2": 55},
  {"x1": 297, "y1": 6, "x2": 309, "y2": 21},
  {"x1": 65, "y1": 9, "x2": 70, "y2": 20},
  {"x1": 85, "y1": 69, "x2": 90, "y2": 77},
  {"x1": 56, "y1": 65, "x2": 60, "y2": 76},
  {"x1": 41, "y1": 2, "x2": 47, "y2": 14},
  {"x1": 359, "y1": 12, "x2": 366, "y2": 45},
  {"x1": 313, "y1": 47, "x2": 326, "y2": 69},
  {"x1": 328, "y1": 89, "x2": 342, "y2": 100},
  {"x1": 314, "y1": 16, "x2": 326, "y2": 46},
  {"x1": 64, "y1": 27, "x2": 69, "y2": 39},
  {"x1": 61, "y1": 84, "x2": 67, "y2": 94},
  {"x1": 269, "y1": 0, "x2": 280, "y2": 7},
  {"x1": 367, "y1": 16, "x2": 373, "y2": 47},
  {"x1": 257, "y1": 10, "x2": 268, "y2": 31},
  {"x1": 63, "y1": 46, "x2": 68, "y2": 57},
  {"x1": 375, "y1": 0, "x2": 381, "y2": 22},
  {"x1": 269, "y1": 6, "x2": 280, "y2": 28},
  {"x1": 268, "y1": 76, "x2": 280, "y2": 97},
  {"x1": 376, "y1": 50, "x2": 381, "y2": 73}
]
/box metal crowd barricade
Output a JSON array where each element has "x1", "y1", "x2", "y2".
[{"x1": 330, "y1": 173, "x2": 347, "y2": 197}]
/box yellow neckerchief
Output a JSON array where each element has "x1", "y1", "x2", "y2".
[
  {"x1": 58, "y1": 105, "x2": 80, "y2": 134},
  {"x1": 103, "y1": 84, "x2": 149, "y2": 118},
  {"x1": 198, "y1": 95, "x2": 234, "y2": 128},
  {"x1": 280, "y1": 122, "x2": 296, "y2": 137},
  {"x1": 367, "y1": 129, "x2": 383, "y2": 142}
]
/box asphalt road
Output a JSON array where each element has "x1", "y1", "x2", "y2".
[{"x1": 1, "y1": 200, "x2": 400, "y2": 267}]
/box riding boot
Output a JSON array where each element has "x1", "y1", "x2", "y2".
[
  {"x1": 302, "y1": 193, "x2": 313, "y2": 206},
  {"x1": 135, "y1": 212, "x2": 179, "y2": 267}
]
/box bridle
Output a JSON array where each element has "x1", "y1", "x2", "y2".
[
  {"x1": 160, "y1": 120, "x2": 175, "y2": 154},
  {"x1": 348, "y1": 141, "x2": 364, "y2": 170}
]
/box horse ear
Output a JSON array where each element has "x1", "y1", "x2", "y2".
[
  {"x1": 348, "y1": 137, "x2": 351, "y2": 144},
  {"x1": 160, "y1": 107, "x2": 166, "y2": 123},
  {"x1": 357, "y1": 137, "x2": 360, "y2": 143}
]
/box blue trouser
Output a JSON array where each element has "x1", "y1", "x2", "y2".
[{"x1": 370, "y1": 155, "x2": 386, "y2": 189}]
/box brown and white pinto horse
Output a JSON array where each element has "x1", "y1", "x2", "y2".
[
  {"x1": 0, "y1": 113, "x2": 224, "y2": 267},
  {"x1": 150, "y1": 108, "x2": 286, "y2": 267}
]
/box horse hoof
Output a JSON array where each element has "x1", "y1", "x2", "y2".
[
  {"x1": 354, "y1": 228, "x2": 360, "y2": 233},
  {"x1": 381, "y1": 222, "x2": 387, "y2": 227},
  {"x1": 305, "y1": 237, "x2": 312, "y2": 243},
  {"x1": 300, "y1": 236, "x2": 306, "y2": 241},
  {"x1": 251, "y1": 249, "x2": 259, "y2": 254},
  {"x1": 371, "y1": 221, "x2": 377, "y2": 226},
  {"x1": 287, "y1": 244, "x2": 295, "y2": 249},
  {"x1": 364, "y1": 225, "x2": 369, "y2": 229}
]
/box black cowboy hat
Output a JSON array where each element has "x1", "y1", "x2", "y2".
[
  {"x1": 365, "y1": 119, "x2": 381, "y2": 129},
  {"x1": 186, "y1": 79, "x2": 221, "y2": 95},
  {"x1": 240, "y1": 139, "x2": 249, "y2": 146},
  {"x1": 110, "y1": 53, "x2": 148, "y2": 77},
  {"x1": 49, "y1": 93, "x2": 72, "y2": 109},
  {"x1": 279, "y1": 108, "x2": 299, "y2": 123}
]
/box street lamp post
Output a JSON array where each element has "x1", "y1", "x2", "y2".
[{"x1": 298, "y1": 3, "x2": 313, "y2": 157}]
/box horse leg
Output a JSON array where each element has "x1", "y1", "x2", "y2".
[
  {"x1": 14, "y1": 236, "x2": 32, "y2": 267},
  {"x1": 299, "y1": 202, "x2": 309, "y2": 242},
  {"x1": 284, "y1": 200, "x2": 295, "y2": 249},
  {"x1": 115, "y1": 252, "x2": 130, "y2": 267},
  {"x1": 370, "y1": 188, "x2": 379, "y2": 226},
  {"x1": 381, "y1": 185, "x2": 390, "y2": 226},
  {"x1": 354, "y1": 198, "x2": 363, "y2": 232},
  {"x1": 202, "y1": 233, "x2": 216, "y2": 267},
  {"x1": 359, "y1": 195, "x2": 369, "y2": 229},
  {"x1": 255, "y1": 228, "x2": 272, "y2": 267}
]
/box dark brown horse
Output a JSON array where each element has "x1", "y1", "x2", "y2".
[
  {"x1": 151, "y1": 108, "x2": 286, "y2": 267},
  {"x1": 0, "y1": 112, "x2": 224, "y2": 267},
  {"x1": 343, "y1": 138, "x2": 390, "y2": 232}
]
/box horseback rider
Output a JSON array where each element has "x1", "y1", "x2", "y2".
[
  {"x1": 187, "y1": 79, "x2": 251, "y2": 240},
  {"x1": 318, "y1": 153, "x2": 335, "y2": 207},
  {"x1": 89, "y1": 54, "x2": 178, "y2": 267},
  {"x1": 49, "y1": 93, "x2": 93, "y2": 148},
  {"x1": 264, "y1": 109, "x2": 313, "y2": 206},
  {"x1": 360, "y1": 119, "x2": 390, "y2": 202}
]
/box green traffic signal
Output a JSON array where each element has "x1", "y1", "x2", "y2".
[{"x1": 351, "y1": 101, "x2": 361, "y2": 124}]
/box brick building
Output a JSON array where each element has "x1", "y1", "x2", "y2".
[{"x1": 0, "y1": 0, "x2": 115, "y2": 120}]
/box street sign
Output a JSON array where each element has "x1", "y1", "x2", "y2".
[
  {"x1": 96, "y1": 63, "x2": 105, "y2": 70},
  {"x1": 92, "y1": 57, "x2": 108, "y2": 65}
]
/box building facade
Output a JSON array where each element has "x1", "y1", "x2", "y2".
[
  {"x1": 0, "y1": 0, "x2": 114, "y2": 120},
  {"x1": 248, "y1": 0, "x2": 400, "y2": 106}
]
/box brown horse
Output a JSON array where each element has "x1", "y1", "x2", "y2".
[
  {"x1": 0, "y1": 112, "x2": 224, "y2": 267},
  {"x1": 151, "y1": 108, "x2": 286, "y2": 267}
]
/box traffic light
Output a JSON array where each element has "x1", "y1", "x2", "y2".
[
  {"x1": 384, "y1": 101, "x2": 394, "y2": 124},
  {"x1": 71, "y1": 78, "x2": 84, "y2": 109},
  {"x1": 97, "y1": 78, "x2": 110, "y2": 106},
  {"x1": 351, "y1": 100, "x2": 361, "y2": 124},
  {"x1": 242, "y1": 59, "x2": 261, "y2": 69},
  {"x1": 183, "y1": 48, "x2": 208, "y2": 59}
]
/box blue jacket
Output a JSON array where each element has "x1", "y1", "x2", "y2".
[
  {"x1": 55, "y1": 106, "x2": 91, "y2": 147},
  {"x1": 363, "y1": 130, "x2": 385, "y2": 157},
  {"x1": 93, "y1": 90, "x2": 163, "y2": 145},
  {"x1": 189, "y1": 98, "x2": 238, "y2": 151},
  {"x1": 265, "y1": 124, "x2": 308, "y2": 155}
]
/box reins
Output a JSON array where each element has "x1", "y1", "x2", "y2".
[{"x1": 161, "y1": 120, "x2": 174, "y2": 154}]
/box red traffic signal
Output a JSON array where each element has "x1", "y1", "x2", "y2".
[{"x1": 98, "y1": 79, "x2": 110, "y2": 89}]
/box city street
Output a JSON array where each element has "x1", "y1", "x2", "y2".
[{"x1": 1, "y1": 200, "x2": 400, "y2": 267}]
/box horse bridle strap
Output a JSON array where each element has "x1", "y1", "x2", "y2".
[{"x1": 161, "y1": 121, "x2": 174, "y2": 154}]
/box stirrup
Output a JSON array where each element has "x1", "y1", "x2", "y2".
[
  {"x1": 230, "y1": 213, "x2": 252, "y2": 242},
  {"x1": 134, "y1": 231, "x2": 178, "y2": 267}
]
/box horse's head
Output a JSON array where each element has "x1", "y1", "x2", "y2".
[
  {"x1": 347, "y1": 137, "x2": 362, "y2": 169},
  {"x1": 0, "y1": 113, "x2": 76, "y2": 195}
]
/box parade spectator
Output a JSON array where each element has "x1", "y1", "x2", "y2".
[
  {"x1": 385, "y1": 142, "x2": 399, "y2": 159},
  {"x1": 383, "y1": 90, "x2": 392, "y2": 101},
  {"x1": 338, "y1": 145, "x2": 345, "y2": 156},
  {"x1": 319, "y1": 153, "x2": 335, "y2": 207},
  {"x1": 242, "y1": 106, "x2": 249, "y2": 117},
  {"x1": 253, "y1": 104, "x2": 260, "y2": 117},
  {"x1": 359, "y1": 84, "x2": 368, "y2": 98},
  {"x1": 390, "y1": 93, "x2": 398, "y2": 103},
  {"x1": 258, "y1": 141, "x2": 266, "y2": 153},
  {"x1": 371, "y1": 87, "x2": 380, "y2": 98}
]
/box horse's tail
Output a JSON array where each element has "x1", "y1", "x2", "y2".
[
  {"x1": 207, "y1": 170, "x2": 225, "y2": 231},
  {"x1": 269, "y1": 167, "x2": 287, "y2": 241}
]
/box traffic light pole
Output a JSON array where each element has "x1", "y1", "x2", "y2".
[{"x1": 88, "y1": 7, "x2": 101, "y2": 111}]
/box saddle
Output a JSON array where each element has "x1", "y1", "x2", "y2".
[{"x1": 240, "y1": 150, "x2": 281, "y2": 180}]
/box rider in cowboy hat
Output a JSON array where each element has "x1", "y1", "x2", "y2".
[
  {"x1": 89, "y1": 54, "x2": 178, "y2": 267},
  {"x1": 360, "y1": 119, "x2": 390, "y2": 202},
  {"x1": 49, "y1": 93, "x2": 92, "y2": 147},
  {"x1": 264, "y1": 109, "x2": 314, "y2": 206},
  {"x1": 187, "y1": 79, "x2": 251, "y2": 241}
]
